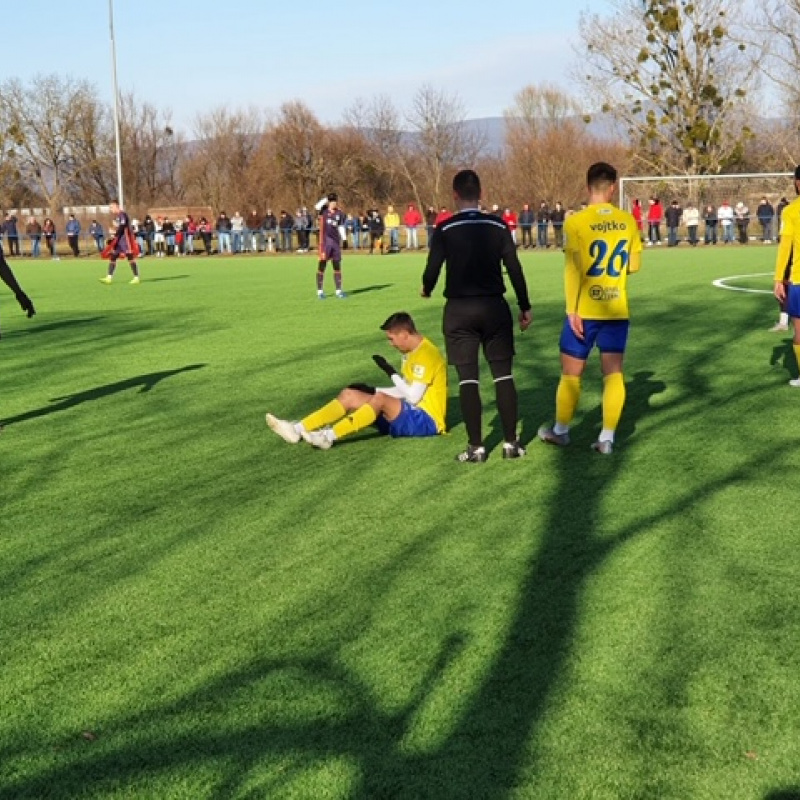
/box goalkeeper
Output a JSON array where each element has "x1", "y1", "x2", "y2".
[{"x1": 266, "y1": 312, "x2": 447, "y2": 450}]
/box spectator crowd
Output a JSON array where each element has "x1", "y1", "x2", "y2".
[{"x1": 0, "y1": 195, "x2": 787, "y2": 258}]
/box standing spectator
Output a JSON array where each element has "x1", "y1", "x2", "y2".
[
  {"x1": 776, "y1": 196, "x2": 789, "y2": 225},
  {"x1": 263, "y1": 209, "x2": 277, "y2": 252},
  {"x1": 43, "y1": 218, "x2": 58, "y2": 260},
  {"x1": 502, "y1": 207, "x2": 519, "y2": 246},
  {"x1": 3, "y1": 213, "x2": 20, "y2": 257},
  {"x1": 132, "y1": 218, "x2": 146, "y2": 256},
  {"x1": 551, "y1": 201, "x2": 566, "y2": 249},
  {"x1": 198, "y1": 216, "x2": 213, "y2": 255},
  {"x1": 665, "y1": 200, "x2": 682, "y2": 247},
  {"x1": 185, "y1": 215, "x2": 196, "y2": 255},
  {"x1": 26, "y1": 217, "x2": 42, "y2": 258},
  {"x1": 295, "y1": 207, "x2": 312, "y2": 252},
  {"x1": 65, "y1": 214, "x2": 81, "y2": 257},
  {"x1": 756, "y1": 197, "x2": 775, "y2": 243},
  {"x1": 230, "y1": 211, "x2": 245, "y2": 253},
  {"x1": 718, "y1": 200, "x2": 735, "y2": 243},
  {"x1": 162, "y1": 217, "x2": 176, "y2": 256},
  {"x1": 367, "y1": 208, "x2": 385, "y2": 254},
  {"x1": 246, "y1": 209, "x2": 262, "y2": 252},
  {"x1": 278, "y1": 211, "x2": 294, "y2": 252},
  {"x1": 403, "y1": 203, "x2": 422, "y2": 250},
  {"x1": 703, "y1": 204, "x2": 718, "y2": 244},
  {"x1": 519, "y1": 203, "x2": 534, "y2": 249},
  {"x1": 434, "y1": 207, "x2": 452, "y2": 226},
  {"x1": 89, "y1": 219, "x2": 105, "y2": 254},
  {"x1": 631, "y1": 198, "x2": 644, "y2": 239},
  {"x1": 425, "y1": 206, "x2": 437, "y2": 249},
  {"x1": 421, "y1": 168, "x2": 531, "y2": 463},
  {"x1": 174, "y1": 219, "x2": 185, "y2": 256},
  {"x1": 153, "y1": 216, "x2": 166, "y2": 257},
  {"x1": 217, "y1": 211, "x2": 232, "y2": 254},
  {"x1": 646, "y1": 197, "x2": 663, "y2": 245},
  {"x1": 682, "y1": 202, "x2": 700, "y2": 246},
  {"x1": 346, "y1": 214, "x2": 361, "y2": 250},
  {"x1": 385, "y1": 204, "x2": 400, "y2": 251},
  {"x1": 536, "y1": 201, "x2": 550, "y2": 248},
  {"x1": 735, "y1": 201, "x2": 750, "y2": 244},
  {"x1": 142, "y1": 215, "x2": 155, "y2": 255}
]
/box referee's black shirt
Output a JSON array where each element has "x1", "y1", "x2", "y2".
[{"x1": 422, "y1": 210, "x2": 531, "y2": 311}]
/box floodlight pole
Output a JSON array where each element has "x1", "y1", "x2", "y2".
[{"x1": 109, "y1": 0, "x2": 124, "y2": 208}]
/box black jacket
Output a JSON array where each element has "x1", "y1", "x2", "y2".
[{"x1": 422, "y1": 210, "x2": 530, "y2": 311}]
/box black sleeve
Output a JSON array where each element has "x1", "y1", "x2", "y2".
[
  {"x1": 421, "y1": 228, "x2": 446, "y2": 295},
  {"x1": 0, "y1": 250, "x2": 23, "y2": 295},
  {"x1": 500, "y1": 228, "x2": 531, "y2": 312}
]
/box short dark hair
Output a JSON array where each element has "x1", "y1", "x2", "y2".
[
  {"x1": 587, "y1": 162, "x2": 618, "y2": 189},
  {"x1": 452, "y1": 169, "x2": 481, "y2": 203},
  {"x1": 328, "y1": 192, "x2": 338, "y2": 202},
  {"x1": 794, "y1": 165, "x2": 800, "y2": 181},
  {"x1": 380, "y1": 311, "x2": 417, "y2": 334}
]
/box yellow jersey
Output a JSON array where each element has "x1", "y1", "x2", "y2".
[
  {"x1": 774, "y1": 196, "x2": 800, "y2": 282},
  {"x1": 563, "y1": 202, "x2": 642, "y2": 320},
  {"x1": 402, "y1": 336, "x2": 448, "y2": 432}
]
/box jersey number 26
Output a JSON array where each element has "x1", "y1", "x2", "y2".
[{"x1": 587, "y1": 239, "x2": 629, "y2": 277}]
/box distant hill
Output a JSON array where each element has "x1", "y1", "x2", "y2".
[{"x1": 463, "y1": 114, "x2": 624, "y2": 155}]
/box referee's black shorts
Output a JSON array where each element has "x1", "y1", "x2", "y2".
[{"x1": 443, "y1": 296, "x2": 515, "y2": 366}]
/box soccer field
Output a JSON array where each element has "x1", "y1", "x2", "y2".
[{"x1": 2, "y1": 247, "x2": 799, "y2": 799}]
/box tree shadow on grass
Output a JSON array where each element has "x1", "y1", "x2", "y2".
[
  {"x1": 765, "y1": 791, "x2": 800, "y2": 800},
  {"x1": 0, "y1": 364, "x2": 207, "y2": 427},
  {"x1": 2, "y1": 316, "x2": 106, "y2": 338}
]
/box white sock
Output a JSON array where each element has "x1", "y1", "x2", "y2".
[
  {"x1": 599, "y1": 428, "x2": 615, "y2": 443},
  {"x1": 780, "y1": 312, "x2": 789, "y2": 325},
  {"x1": 553, "y1": 422, "x2": 569, "y2": 435}
]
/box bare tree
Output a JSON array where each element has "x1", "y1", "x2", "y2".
[
  {"x1": 181, "y1": 107, "x2": 264, "y2": 211},
  {"x1": 578, "y1": 0, "x2": 761, "y2": 175},
  {"x1": 0, "y1": 75, "x2": 108, "y2": 208},
  {"x1": 403, "y1": 85, "x2": 486, "y2": 209}
]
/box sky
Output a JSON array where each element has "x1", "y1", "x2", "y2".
[{"x1": 1, "y1": 0, "x2": 601, "y2": 133}]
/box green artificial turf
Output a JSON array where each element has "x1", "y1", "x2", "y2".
[{"x1": 1, "y1": 245, "x2": 799, "y2": 799}]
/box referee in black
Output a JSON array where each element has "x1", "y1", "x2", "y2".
[{"x1": 421, "y1": 169, "x2": 532, "y2": 462}]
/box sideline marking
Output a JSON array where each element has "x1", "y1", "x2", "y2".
[{"x1": 712, "y1": 272, "x2": 773, "y2": 295}]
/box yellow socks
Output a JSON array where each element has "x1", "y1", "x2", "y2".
[
  {"x1": 332, "y1": 403, "x2": 377, "y2": 440},
  {"x1": 793, "y1": 345, "x2": 800, "y2": 377},
  {"x1": 555, "y1": 375, "x2": 582, "y2": 428},
  {"x1": 602, "y1": 372, "x2": 626, "y2": 433},
  {"x1": 301, "y1": 399, "x2": 345, "y2": 432}
]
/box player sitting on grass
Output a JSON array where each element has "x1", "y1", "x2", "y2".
[{"x1": 266, "y1": 312, "x2": 447, "y2": 450}]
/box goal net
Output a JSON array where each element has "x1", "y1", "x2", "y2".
[{"x1": 619, "y1": 172, "x2": 793, "y2": 242}]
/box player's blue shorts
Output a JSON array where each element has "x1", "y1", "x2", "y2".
[
  {"x1": 321, "y1": 242, "x2": 341, "y2": 263},
  {"x1": 787, "y1": 284, "x2": 800, "y2": 319},
  {"x1": 559, "y1": 317, "x2": 630, "y2": 361},
  {"x1": 375, "y1": 401, "x2": 438, "y2": 438}
]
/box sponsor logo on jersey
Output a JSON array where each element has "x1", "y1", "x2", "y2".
[{"x1": 589, "y1": 285, "x2": 621, "y2": 301}]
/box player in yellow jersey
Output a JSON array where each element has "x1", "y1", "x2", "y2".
[
  {"x1": 773, "y1": 166, "x2": 800, "y2": 386},
  {"x1": 265, "y1": 312, "x2": 447, "y2": 450},
  {"x1": 538, "y1": 161, "x2": 642, "y2": 454}
]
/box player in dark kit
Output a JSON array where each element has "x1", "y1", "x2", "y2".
[
  {"x1": 422, "y1": 169, "x2": 532, "y2": 463},
  {"x1": 99, "y1": 202, "x2": 141, "y2": 285},
  {"x1": 1, "y1": 251, "x2": 35, "y2": 430},
  {"x1": 315, "y1": 193, "x2": 347, "y2": 299}
]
